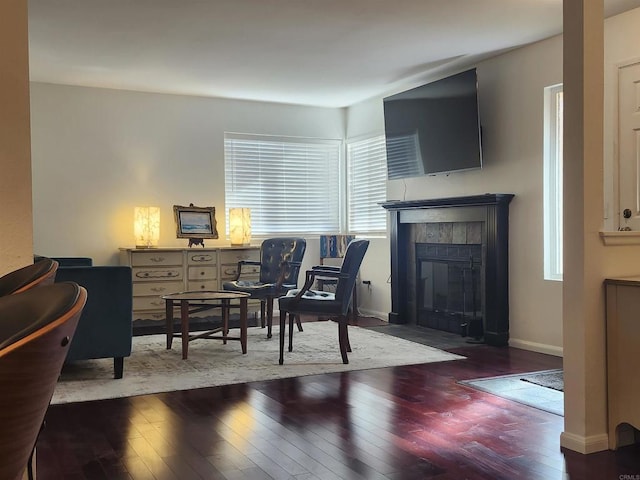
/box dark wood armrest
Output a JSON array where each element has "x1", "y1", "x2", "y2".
[
  {"x1": 312, "y1": 265, "x2": 340, "y2": 272},
  {"x1": 288, "y1": 268, "x2": 347, "y2": 307},
  {"x1": 290, "y1": 270, "x2": 320, "y2": 304},
  {"x1": 235, "y1": 260, "x2": 261, "y2": 281},
  {"x1": 309, "y1": 269, "x2": 341, "y2": 279}
]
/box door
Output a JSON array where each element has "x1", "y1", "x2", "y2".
[{"x1": 618, "y1": 61, "x2": 640, "y2": 230}]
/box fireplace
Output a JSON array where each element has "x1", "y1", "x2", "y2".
[
  {"x1": 381, "y1": 194, "x2": 514, "y2": 346},
  {"x1": 416, "y1": 243, "x2": 483, "y2": 337}
]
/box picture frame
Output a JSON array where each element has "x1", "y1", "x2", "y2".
[{"x1": 173, "y1": 204, "x2": 219, "y2": 244}]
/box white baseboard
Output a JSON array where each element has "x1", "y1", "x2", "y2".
[
  {"x1": 508, "y1": 338, "x2": 563, "y2": 357},
  {"x1": 560, "y1": 431, "x2": 609, "y2": 454},
  {"x1": 356, "y1": 308, "x2": 387, "y2": 321}
]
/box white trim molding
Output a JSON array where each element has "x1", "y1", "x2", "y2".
[
  {"x1": 599, "y1": 230, "x2": 640, "y2": 245},
  {"x1": 508, "y1": 338, "x2": 563, "y2": 357},
  {"x1": 560, "y1": 432, "x2": 609, "y2": 454}
]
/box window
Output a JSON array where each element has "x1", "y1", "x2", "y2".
[
  {"x1": 224, "y1": 133, "x2": 342, "y2": 235},
  {"x1": 543, "y1": 84, "x2": 563, "y2": 281},
  {"x1": 346, "y1": 135, "x2": 387, "y2": 234}
]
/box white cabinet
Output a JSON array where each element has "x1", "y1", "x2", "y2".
[
  {"x1": 604, "y1": 276, "x2": 640, "y2": 449},
  {"x1": 186, "y1": 250, "x2": 218, "y2": 291},
  {"x1": 120, "y1": 246, "x2": 260, "y2": 326}
]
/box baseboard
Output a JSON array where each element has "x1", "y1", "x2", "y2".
[
  {"x1": 356, "y1": 308, "x2": 388, "y2": 321},
  {"x1": 509, "y1": 338, "x2": 563, "y2": 357},
  {"x1": 560, "y1": 431, "x2": 609, "y2": 454}
]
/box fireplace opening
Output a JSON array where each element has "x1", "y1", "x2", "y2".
[{"x1": 416, "y1": 243, "x2": 483, "y2": 338}]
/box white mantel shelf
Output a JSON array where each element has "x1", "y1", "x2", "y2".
[{"x1": 599, "y1": 231, "x2": 640, "y2": 246}]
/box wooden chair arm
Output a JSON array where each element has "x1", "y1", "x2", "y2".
[
  {"x1": 234, "y1": 260, "x2": 261, "y2": 281},
  {"x1": 311, "y1": 265, "x2": 340, "y2": 272},
  {"x1": 288, "y1": 268, "x2": 348, "y2": 306},
  {"x1": 291, "y1": 269, "x2": 320, "y2": 302}
]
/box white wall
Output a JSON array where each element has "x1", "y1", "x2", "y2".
[
  {"x1": 30, "y1": 84, "x2": 345, "y2": 275},
  {"x1": 346, "y1": 35, "x2": 565, "y2": 355}
]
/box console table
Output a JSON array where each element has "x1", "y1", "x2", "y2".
[
  {"x1": 604, "y1": 276, "x2": 640, "y2": 449},
  {"x1": 120, "y1": 246, "x2": 260, "y2": 329}
]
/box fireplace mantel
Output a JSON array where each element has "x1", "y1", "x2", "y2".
[
  {"x1": 381, "y1": 194, "x2": 514, "y2": 346},
  {"x1": 380, "y1": 194, "x2": 515, "y2": 211}
]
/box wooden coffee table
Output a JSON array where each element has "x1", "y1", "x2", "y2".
[{"x1": 162, "y1": 290, "x2": 251, "y2": 359}]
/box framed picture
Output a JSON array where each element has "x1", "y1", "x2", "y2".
[{"x1": 173, "y1": 204, "x2": 219, "y2": 241}]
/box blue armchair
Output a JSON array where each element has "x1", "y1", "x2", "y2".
[
  {"x1": 222, "y1": 237, "x2": 307, "y2": 338},
  {"x1": 36, "y1": 256, "x2": 133, "y2": 379}
]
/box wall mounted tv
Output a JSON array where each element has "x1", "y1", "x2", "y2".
[{"x1": 383, "y1": 68, "x2": 483, "y2": 179}]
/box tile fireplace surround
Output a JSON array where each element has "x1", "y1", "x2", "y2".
[{"x1": 381, "y1": 194, "x2": 514, "y2": 347}]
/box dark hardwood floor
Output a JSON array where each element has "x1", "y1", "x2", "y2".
[{"x1": 36, "y1": 320, "x2": 640, "y2": 479}]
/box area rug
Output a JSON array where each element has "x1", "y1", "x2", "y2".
[
  {"x1": 458, "y1": 369, "x2": 564, "y2": 416},
  {"x1": 520, "y1": 369, "x2": 563, "y2": 391},
  {"x1": 52, "y1": 321, "x2": 464, "y2": 404}
]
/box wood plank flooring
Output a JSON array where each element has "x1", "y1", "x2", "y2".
[{"x1": 36, "y1": 321, "x2": 640, "y2": 479}]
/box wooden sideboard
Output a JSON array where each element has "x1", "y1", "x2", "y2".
[
  {"x1": 120, "y1": 246, "x2": 260, "y2": 326},
  {"x1": 604, "y1": 276, "x2": 640, "y2": 449}
]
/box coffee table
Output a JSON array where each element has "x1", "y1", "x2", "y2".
[{"x1": 162, "y1": 290, "x2": 251, "y2": 359}]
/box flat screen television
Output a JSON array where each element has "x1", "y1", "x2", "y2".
[{"x1": 383, "y1": 68, "x2": 483, "y2": 179}]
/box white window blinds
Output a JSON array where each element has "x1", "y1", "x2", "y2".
[
  {"x1": 346, "y1": 135, "x2": 387, "y2": 234},
  {"x1": 224, "y1": 133, "x2": 342, "y2": 235}
]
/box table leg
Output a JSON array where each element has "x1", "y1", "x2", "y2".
[
  {"x1": 166, "y1": 299, "x2": 174, "y2": 350},
  {"x1": 222, "y1": 299, "x2": 229, "y2": 345},
  {"x1": 240, "y1": 297, "x2": 248, "y2": 354},
  {"x1": 180, "y1": 300, "x2": 190, "y2": 360}
]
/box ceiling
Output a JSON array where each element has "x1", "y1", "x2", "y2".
[{"x1": 27, "y1": 0, "x2": 640, "y2": 108}]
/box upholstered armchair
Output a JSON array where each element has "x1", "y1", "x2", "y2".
[
  {"x1": 35, "y1": 255, "x2": 133, "y2": 379},
  {"x1": 278, "y1": 239, "x2": 369, "y2": 365},
  {"x1": 223, "y1": 237, "x2": 306, "y2": 338},
  {"x1": 0, "y1": 258, "x2": 58, "y2": 296},
  {"x1": 0, "y1": 282, "x2": 86, "y2": 480}
]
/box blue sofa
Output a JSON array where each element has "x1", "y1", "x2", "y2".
[{"x1": 36, "y1": 256, "x2": 133, "y2": 378}]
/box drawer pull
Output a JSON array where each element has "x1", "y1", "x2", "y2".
[
  {"x1": 136, "y1": 270, "x2": 180, "y2": 279},
  {"x1": 151, "y1": 300, "x2": 164, "y2": 307},
  {"x1": 191, "y1": 254, "x2": 214, "y2": 263},
  {"x1": 150, "y1": 256, "x2": 166, "y2": 263},
  {"x1": 150, "y1": 287, "x2": 167, "y2": 292}
]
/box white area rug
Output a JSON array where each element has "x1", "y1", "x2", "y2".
[{"x1": 52, "y1": 322, "x2": 463, "y2": 404}]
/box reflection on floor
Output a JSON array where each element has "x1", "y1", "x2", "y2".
[{"x1": 361, "y1": 320, "x2": 564, "y2": 416}]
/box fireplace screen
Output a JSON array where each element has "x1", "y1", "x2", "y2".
[{"x1": 416, "y1": 243, "x2": 483, "y2": 337}]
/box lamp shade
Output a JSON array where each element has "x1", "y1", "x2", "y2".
[
  {"x1": 229, "y1": 208, "x2": 251, "y2": 246},
  {"x1": 134, "y1": 206, "x2": 160, "y2": 248}
]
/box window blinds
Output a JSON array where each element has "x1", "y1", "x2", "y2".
[
  {"x1": 346, "y1": 135, "x2": 387, "y2": 234},
  {"x1": 224, "y1": 133, "x2": 342, "y2": 235}
]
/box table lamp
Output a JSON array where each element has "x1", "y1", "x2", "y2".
[
  {"x1": 229, "y1": 208, "x2": 251, "y2": 246},
  {"x1": 134, "y1": 206, "x2": 160, "y2": 248}
]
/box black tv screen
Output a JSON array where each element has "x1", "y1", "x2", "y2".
[{"x1": 383, "y1": 68, "x2": 483, "y2": 179}]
